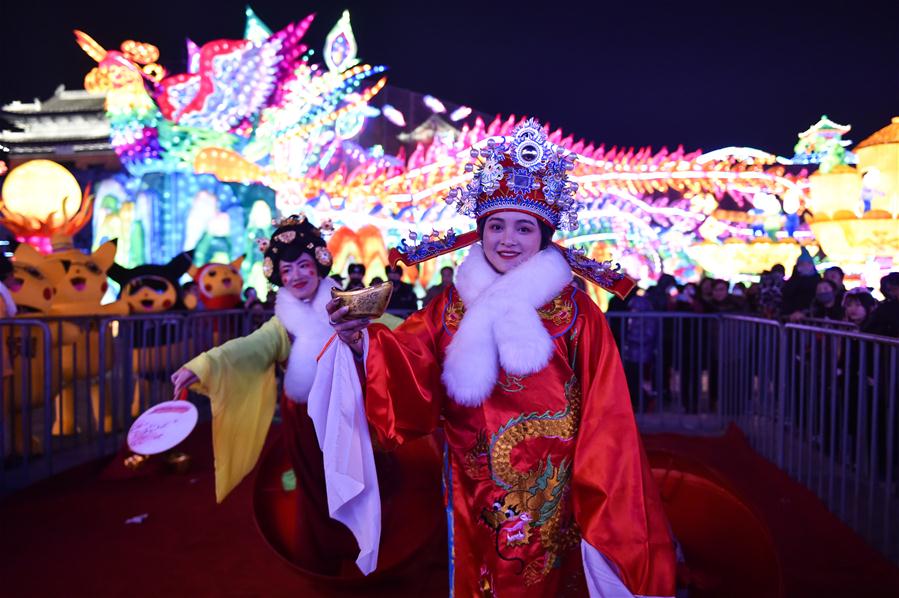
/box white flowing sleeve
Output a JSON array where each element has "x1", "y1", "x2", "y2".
[
  {"x1": 582, "y1": 539, "x2": 635, "y2": 597},
  {"x1": 306, "y1": 331, "x2": 380, "y2": 575},
  {"x1": 582, "y1": 540, "x2": 675, "y2": 598}
]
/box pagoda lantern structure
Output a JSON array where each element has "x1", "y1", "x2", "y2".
[{"x1": 793, "y1": 115, "x2": 854, "y2": 173}]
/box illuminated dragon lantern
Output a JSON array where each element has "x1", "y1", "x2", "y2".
[
  {"x1": 77, "y1": 9, "x2": 387, "y2": 282},
  {"x1": 76, "y1": 8, "x2": 818, "y2": 285},
  {"x1": 76, "y1": 10, "x2": 385, "y2": 179}
]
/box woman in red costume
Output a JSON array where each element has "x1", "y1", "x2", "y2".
[{"x1": 329, "y1": 119, "x2": 676, "y2": 597}]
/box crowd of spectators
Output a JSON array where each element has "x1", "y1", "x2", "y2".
[
  {"x1": 611, "y1": 257, "x2": 899, "y2": 340},
  {"x1": 605, "y1": 257, "x2": 898, "y2": 411}
]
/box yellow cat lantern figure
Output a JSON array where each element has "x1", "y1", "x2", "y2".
[
  {"x1": 2, "y1": 244, "x2": 73, "y2": 454},
  {"x1": 7, "y1": 243, "x2": 64, "y2": 314},
  {"x1": 45, "y1": 239, "x2": 128, "y2": 436},
  {"x1": 47, "y1": 239, "x2": 122, "y2": 313},
  {"x1": 108, "y1": 251, "x2": 193, "y2": 314},
  {"x1": 121, "y1": 276, "x2": 181, "y2": 313},
  {"x1": 188, "y1": 255, "x2": 245, "y2": 310},
  {"x1": 107, "y1": 253, "x2": 193, "y2": 417}
]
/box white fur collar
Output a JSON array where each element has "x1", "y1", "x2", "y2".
[
  {"x1": 275, "y1": 278, "x2": 338, "y2": 403},
  {"x1": 442, "y1": 245, "x2": 572, "y2": 407}
]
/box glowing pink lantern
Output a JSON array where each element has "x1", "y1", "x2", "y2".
[
  {"x1": 450, "y1": 106, "x2": 471, "y2": 122},
  {"x1": 382, "y1": 104, "x2": 406, "y2": 128},
  {"x1": 423, "y1": 95, "x2": 446, "y2": 114}
]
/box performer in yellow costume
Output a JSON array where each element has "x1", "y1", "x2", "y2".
[{"x1": 171, "y1": 216, "x2": 439, "y2": 578}]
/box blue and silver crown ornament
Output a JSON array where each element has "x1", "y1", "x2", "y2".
[
  {"x1": 565, "y1": 247, "x2": 627, "y2": 287},
  {"x1": 396, "y1": 229, "x2": 459, "y2": 263},
  {"x1": 445, "y1": 118, "x2": 581, "y2": 231}
]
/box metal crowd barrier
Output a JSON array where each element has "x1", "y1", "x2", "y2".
[
  {"x1": 1, "y1": 319, "x2": 53, "y2": 489},
  {"x1": 0, "y1": 309, "x2": 271, "y2": 492},
  {"x1": 798, "y1": 317, "x2": 860, "y2": 332},
  {"x1": 604, "y1": 312, "x2": 724, "y2": 433},
  {"x1": 3, "y1": 308, "x2": 898, "y2": 563},
  {"x1": 779, "y1": 324, "x2": 899, "y2": 561},
  {"x1": 606, "y1": 311, "x2": 899, "y2": 563}
]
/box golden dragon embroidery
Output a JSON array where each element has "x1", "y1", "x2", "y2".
[
  {"x1": 480, "y1": 376, "x2": 583, "y2": 585},
  {"x1": 444, "y1": 292, "x2": 573, "y2": 332}
]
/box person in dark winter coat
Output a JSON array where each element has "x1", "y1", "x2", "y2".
[
  {"x1": 810, "y1": 279, "x2": 844, "y2": 320},
  {"x1": 345, "y1": 263, "x2": 366, "y2": 291},
  {"x1": 781, "y1": 254, "x2": 820, "y2": 321},
  {"x1": 843, "y1": 288, "x2": 877, "y2": 328},
  {"x1": 384, "y1": 264, "x2": 419, "y2": 318},
  {"x1": 824, "y1": 266, "x2": 846, "y2": 305},
  {"x1": 862, "y1": 273, "x2": 899, "y2": 338}
]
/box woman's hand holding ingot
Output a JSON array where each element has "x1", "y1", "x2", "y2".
[
  {"x1": 326, "y1": 299, "x2": 369, "y2": 356},
  {"x1": 171, "y1": 367, "x2": 198, "y2": 400}
]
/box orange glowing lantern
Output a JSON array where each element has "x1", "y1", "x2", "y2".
[
  {"x1": 0, "y1": 160, "x2": 93, "y2": 252},
  {"x1": 327, "y1": 225, "x2": 395, "y2": 282}
]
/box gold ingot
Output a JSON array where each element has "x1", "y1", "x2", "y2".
[{"x1": 331, "y1": 282, "x2": 393, "y2": 320}]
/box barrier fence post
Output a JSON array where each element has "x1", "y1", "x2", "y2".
[
  {"x1": 883, "y1": 346, "x2": 897, "y2": 557},
  {"x1": 41, "y1": 322, "x2": 53, "y2": 479},
  {"x1": 854, "y1": 337, "x2": 866, "y2": 531},
  {"x1": 97, "y1": 317, "x2": 109, "y2": 457},
  {"x1": 776, "y1": 323, "x2": 786, "y2": 469},
  {"x1": 868, "y1": 343, "x2": 882, "y2": 543}
]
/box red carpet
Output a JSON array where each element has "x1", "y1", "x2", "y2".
[
  {"x1": 2, "y1": 423, "x2": 898, "y2": 597},
  {"x1": 0, "y1": 423, "x2": 447, "y2": 597},
  {"x1": 644, "y1": 426, "x2": 899, "y2": 598}
]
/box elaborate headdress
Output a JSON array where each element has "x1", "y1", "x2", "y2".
[
  {"x1": 259, "y1": 214, "x2": 333, "y2": 286},
  {"x1": 389, "y1": 119, "x2": 637, "y2": 298},
  {"x1": 445, "y1": 118, "x2": 580, "y2": 230}
]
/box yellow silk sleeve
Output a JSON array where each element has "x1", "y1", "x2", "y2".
[{"x1": 184, "y1": 316, "x2": 291, "y2": 503}]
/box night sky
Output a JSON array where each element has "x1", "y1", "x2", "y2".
[{"x1": 1, "y1": 0, "x2": 897, "y2": 156}]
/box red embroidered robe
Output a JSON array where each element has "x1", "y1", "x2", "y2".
[{"x1": 365, "y1": 283, "x2": 676, "y2": 597}]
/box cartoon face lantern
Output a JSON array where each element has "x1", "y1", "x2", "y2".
[
  {"x1": 46, "y1": 240, "x2": 118, "y2": 306},
  {"x1": 108, "y1": 252, "x2": 193, "y2": 313},
  {"x1": 122, "y1": 276, "x2": 179, "y2": 312},
  {"x1": 187, "y1": 255, "x2": 245, "y2": 310},
  {"x1": 9, "y1": 243, "x2": 66, "y2": 314}
]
